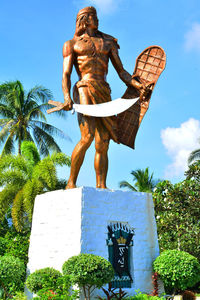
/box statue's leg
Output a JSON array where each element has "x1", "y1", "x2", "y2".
[
  {"x1": 66, "y1": 115, "x2": 95, "y2": 189},
  {"x1": 94, "y1": 120, "x2": 110, "y2": 189},
  {"x1": 66, "y1": 86, "x2": 95, "y2": 189}
]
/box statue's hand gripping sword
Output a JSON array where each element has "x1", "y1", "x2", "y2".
[{"x1": 47, "y1": 96, "x2": 140, "y2": 117}]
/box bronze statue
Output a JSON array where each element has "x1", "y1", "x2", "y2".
[{"x1": 48, "y1": 6, "x2": 166, "y2": 189}]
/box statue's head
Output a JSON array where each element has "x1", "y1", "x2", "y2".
[{"x1": 75, "y1": 6, "x2": 98, "y2": 36}]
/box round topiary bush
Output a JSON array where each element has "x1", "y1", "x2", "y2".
[
  {"x1": 62, "y1": 253, "x2": 114, "y2": 299},
  {"x1": 0, "y1": 255, "x2": 25, "y2": 298},
  {"x1": 153, "y1": 250, "x2": 200, "y2": 293},
  {"x1": 25, "y1": 267, "x2": 62, "y2": 294}
]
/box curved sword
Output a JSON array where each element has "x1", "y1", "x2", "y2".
[{"x1": 47, "y1": 97, "x2": 139, "y2": 117}]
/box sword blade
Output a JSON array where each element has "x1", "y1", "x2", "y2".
[{"x1": 73, "y1": 97, "x2": 139, "y2": 117}]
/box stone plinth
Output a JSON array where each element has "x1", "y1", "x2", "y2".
[{"x1": 27, "y1": 187, "x2": 160, "y2": 298}]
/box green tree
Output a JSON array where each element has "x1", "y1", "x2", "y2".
[
  {"x1": 0, "y1": 80, "x2": 67, "y2": 156},
  {"x1": 0, "y1": 141, "x2": 71, "y2": 231},
  {"x1": 62, "y1": 254, "x2": 114, "y2": 300},
  {"x1": 153, "y1": 175, "x2": 200, "y2": 260},
  {"x1": 0, "y1": 255, "x2": 25, "y2": 299},
  {"x1": 153, "y1": 250, "x2": 200, "y2": 294},
  {"x1": 119, "y1": 167, "x2": 159, "y2": 192}
]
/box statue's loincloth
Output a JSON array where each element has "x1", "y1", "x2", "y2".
[{"x1": 73, "y1": 80, "x2": 118, "y2": 143}]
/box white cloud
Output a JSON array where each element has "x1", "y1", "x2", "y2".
[
  {"x1": 161, "y1": 118, "x2": 200, "y2": 178},
  {"x1": 184, "y1": 22, "x2": 200, "y2": 52},
  {"x1": 73, "y1": 0, "x2": 122, "y2": 14}
]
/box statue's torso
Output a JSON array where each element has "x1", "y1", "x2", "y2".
[{"x1": 73, "y1": 36, "x2": 112, "y2": 81}]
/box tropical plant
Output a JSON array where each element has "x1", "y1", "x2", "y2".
[
  {"x1": 119, "y1": 167, "x2": 160, "y2": 192},
  {"x1": 0, "y1": 80, "x2": 67, "y2": 156},
  {"x1": 26, "y1": 268, "x2": 78, "y2": 300},
  {"x1": 26, "y1": 268, "x2": 63, "y2": 294},
  {"x1": 153, "y1": 178, "x2": 200, "y2": 260},
  {"x1": 62, "y1": 254, "x2": 114, "y2": 300},
  {"x1": 188, "y1": 140, "x2": 200, "y2": 165},
  {"x1": 153, "y1": 250, "x2": 200, "y2": 294},
  {"x1": 0, "y1": 255, "x2": 25, "y2": 299},
  {"x1": 0, "y1": 141, "x2": 71, "y2": 231},
  {"x1": 126, "y1": 291, "x2": 165, "y2": 300},
  {"x1": 0, "y1": 227, "x2": 30, "y2": 265}
]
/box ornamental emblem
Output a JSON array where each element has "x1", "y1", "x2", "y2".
[{"x1": 107, "y1": 222, "x2": 135, "y2": 288}]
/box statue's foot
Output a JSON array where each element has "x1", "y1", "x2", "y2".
[
  {"x1": 96, "y1": 184, "x2": 108, "y2": 189},
  {"x1": 65, "y1": 181, "x2": 76, "y2": 189}
]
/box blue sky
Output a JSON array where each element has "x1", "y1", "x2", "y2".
[{"x1": 1, "y1": 0, "x2": 200, "y2": 189}]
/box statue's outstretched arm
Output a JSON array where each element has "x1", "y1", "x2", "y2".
[{"x1": 109, "y1": 44, "x2": 143, "y2": 91}]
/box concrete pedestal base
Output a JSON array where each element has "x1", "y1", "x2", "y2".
[{"x1": 27, "y1": 187, "x2": 160, "y2": 298}]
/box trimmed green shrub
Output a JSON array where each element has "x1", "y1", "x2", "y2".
[
  {"x1": 26, "y1": 267, "x2": 62, "y2": 294},
  {"x1": 153, "y1": 250, "x2": 200, "y2": 293},
  {"x1": 0, "y1": 255, "x2": 25, "y2": 298},
  {"x1": 62, "y1": 253, "x2": 114, "y2": 300},
  {"x1": 26, "y1": 272, "x2": 78, "y2": 300}
]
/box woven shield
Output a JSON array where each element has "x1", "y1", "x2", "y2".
[{"x1": 116, "y1": 46, "x2": 166, "y2": 149}]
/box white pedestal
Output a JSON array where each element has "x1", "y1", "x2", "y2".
[{"x1": 27, "y1": 187, "x2": 160, "y2": 298}]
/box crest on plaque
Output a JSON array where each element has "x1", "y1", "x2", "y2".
[{"x1": 107, "y1": 222, "x2": 135, "y2": 288}]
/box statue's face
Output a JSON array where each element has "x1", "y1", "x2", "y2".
[{"x1": 87, "y1": 12, "x2": 98, "y2": 30}]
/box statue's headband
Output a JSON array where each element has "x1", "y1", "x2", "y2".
[{"x1": 76, "y1": 6, "x2": 97, "y2": 19}]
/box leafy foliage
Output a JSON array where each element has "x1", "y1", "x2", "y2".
[
  {"x1": 26, "y1": 269, "x2": 78, "y2": 299},
  {"x1": 98, "y1": 286, "x2": 128, "y2": 299},
  {"x1": 26, "y1": 268, "x2": 63, "y2": 294},
  {"x1": 62, "y1": 254, "x2": 114, "y2": 300},
  {"x1": 0, "y1": 141, "x2": 71, "y2": 231},
  {"x1": 153, "y1": 250, "x2": 200, "y2": 293},
  {"x1": 153, "y1": 178, "x2": 200, "y2": 260},
  {"x1": 119, "y1": 167, "x2": 160, "y2": 192},
  {"x1": 0, "y1": 80, "x2": 67, "y2": 156},
  {"x1": 0, "y1": 256, "x2": 25, "y2": 298},
  {"x1": 126, "y1": 290, "x2": 165, "y2": 300},
  {"x1": 126, "y1": 291, "x2": 165, "y2": 300},
  {"x1": 13, "y1": 291, "x2": 28, "y2": 299},
  {"x1": 0, "y1": 228, "x2": 30, "y2": 264}
]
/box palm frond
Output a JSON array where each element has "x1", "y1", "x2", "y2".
[
  {"x1": 0, "y1": 184, "x2": 20, "y2": 221},
  {"x1": 21, "y1": 141, "x2": 40, "y2": 166},
  {"x1": 22, "y1": 179, "x2": 44, "y2": 222},
  {"x1": 26, "y1": 106, "x2": 47, "y2": 122},
  {"x1": 188, "y1": 149, "x2": 200, "y2": 164},
  {"x1": 0, "y1": 169, "x2": 27, "y2": 187},
  {"x1": 12, "y1": 189, "x2": 25, "y2": 232},
  {"x1": 1, "y1": 132, "x2": 15, "y2": 156},
  {"x1": 0, "y1": 154, "x2": 28, "y2": 174},
  {"x1": 26, "y1": 86, "x2": 53, "y2": 104},
  {"x1": 45, "y1": 152, "x2": 71, "y2": 167},
  {"x1": 31, "y1": 120, "x2": 69, "y2": 140},
  {"x1": 0, "y1": 104, "x2": 14, "y2": 118},
  {"x1": 119, "y1": 180, "x2": 137, "y2": 191},
  {"x1": 32, "y1": 125, "x2": 61, "y2": 155},
  {"x1": 32, "y1": 160, "x2": 57, "y2": 190},
  {"x1": 0, "y1": 81, "x2": 24, "y2": 115}
]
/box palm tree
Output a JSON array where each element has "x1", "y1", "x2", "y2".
[
  {"x1": 188, "y1": 148, "x2": 200, "y2": 164},
  {"x1": 119, "y1": 167, "x2": 160, "y2": 192},
  {"x1": 0, "y1": 141, "x2": 71, "y2": 231},
  {"x1": 0, "y1": 80, "x2": 67, "y2": 156}
]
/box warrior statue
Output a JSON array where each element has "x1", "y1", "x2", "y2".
[{"x1": 48, "y1": 6, "x2": 166, "y2": 189}]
